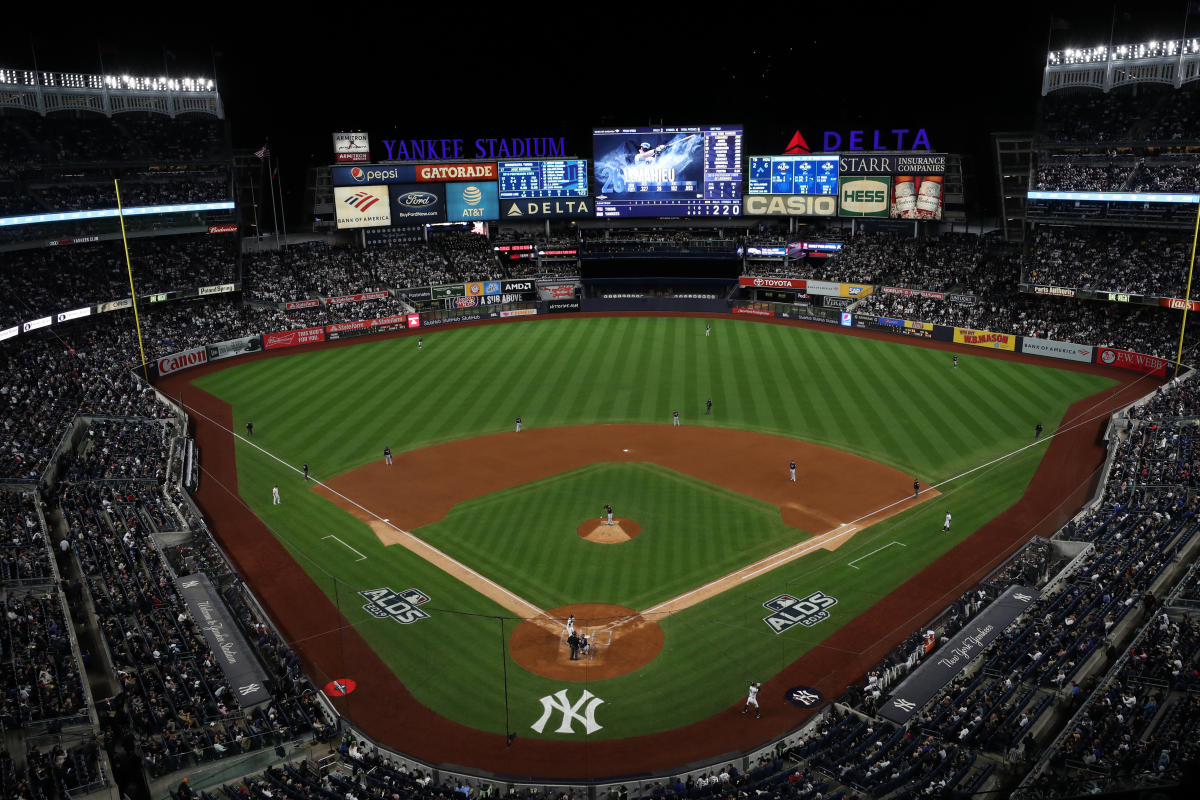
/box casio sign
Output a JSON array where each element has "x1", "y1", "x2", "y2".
[
  {"x1": 396, "y1": 191, "x2": 436, "y2": 208},
  {"x1": 743, "y1": 195, "x2": 837, "y2": 217}
]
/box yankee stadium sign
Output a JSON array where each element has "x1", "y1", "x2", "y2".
[{"x1": 382, "y1": 137, "x2": 567, "y2": 160}]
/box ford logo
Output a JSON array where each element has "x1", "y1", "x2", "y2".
[{"x1": 397, "y1": 192, "x2": 436, "y2": 208}]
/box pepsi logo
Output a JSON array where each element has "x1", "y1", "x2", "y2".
[{"x1": 351, "y1": 167, "x2": 365, "y2": 182}]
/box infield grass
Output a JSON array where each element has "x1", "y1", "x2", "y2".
[{"x1": 194, "y1": 316, "x2": 1118, "y2": 738}]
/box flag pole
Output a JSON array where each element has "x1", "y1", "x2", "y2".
[
  {"x1": 115, "y1": 179, "x2": 150, "y2": 382},
  {"x1": 275, "y1": 159, "x2": 289, "y2": 248}
]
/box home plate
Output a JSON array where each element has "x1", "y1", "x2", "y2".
[{"x1": 623, "y1": 449, "x2": 629, "y2": 452}]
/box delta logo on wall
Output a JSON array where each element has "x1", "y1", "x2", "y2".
[{"x1": 334, "y1": 186, "x2": 392, "y2": 229}]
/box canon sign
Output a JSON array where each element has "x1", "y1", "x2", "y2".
[{"x1": 157, "y1": 346, "x2": 208, "y2": 376}]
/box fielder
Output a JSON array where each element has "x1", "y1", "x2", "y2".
[
  {"x1": 943, "y1": 512, "x2": 952, "y2": 532},
  {"x1": 913, "y1": 477, "x2": 920, "y2": 498},
  {"x1": 384, "y1": 447, "x2": 392, "y2": 466},
  {"x1": 741, "y1": 682, "x2": 761, "y2": 718},
  {"x1": 418, "y1": 337, "x2": 423, "y2": 350},
  {"x1": 673, "y1": 410, "x2": 680, "y2": 427},
  {"x1": 705, "y1": 323, "x2": 711, "y2": 337},
  {"x1": 272, "y1": 485, "x2": 280, "y2": 505},
  {"x1": 789, "y1": 460, "x2": 797, "y2": 482},
  {"x1": 515, "y1": 416, "x2": 522, "y2": 433},
  {"x1": 953, "y1": 355, "x2": 958, "y2": 368}
]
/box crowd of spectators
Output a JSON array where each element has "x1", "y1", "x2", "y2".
[
  {"x1": 1023, "y1": 226, "x2": 1191, "y2": 297},
  {"x1": 0, "y1": 113, "x2": 227, "y2": 170},
  {"x1": 1033, "y1": 153, "x2": 1200, "y2": 194},
  {"x1": 22, "y1": 170, "x2": 232, "y2": 214},
  {"x1": 0, "y1": 235, "x2": 239, "y2": 330}
]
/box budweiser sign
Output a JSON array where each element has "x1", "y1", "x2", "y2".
[
  {"x1": 546, "y1": 284, "x2": 576, "y2": 298},
  {"x1": 264, "y1": 327, "x2": 326, "y2": 350},
  {"x1": 207, "y1": 224, "x2": 237, "y2": 234},
  {"x1": 157, "y1": 346, "x2": 208, "y2": 376}
]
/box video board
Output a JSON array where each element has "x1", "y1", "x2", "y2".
[
  {"x1": 592, "y1": 125, "x2": 743, "y2": 217},
  {"x1": 748, "y1": 155, "x2": 839, "y2": 196},
  {"x1": 498, "y1": 160, "x2": 588, "y2": 198}
]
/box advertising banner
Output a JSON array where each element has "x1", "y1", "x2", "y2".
[
  {"x1": 953, "y1": 327, "x2": 1016, "y2": 351},
  {"x1": 838, "y1": 176, "x2": 891, "y2": 217},
  {"x1": 56, "y1": 306, "x2": 92, "y2": 323},
  {"x1": 742, "y1": 194, "x2": 838, "y2": 217},
  {"x1": 804, "y1": 280, "x2": 841, "y2": 296},
  {"x1": 1032, "y1": 285, "x2": 1078, "y2": 299},
  {"x1": 415, "y1": 162, "x2": 497, "y2": 182},
  {"x1": 948, "y1": 293, "x2": 976, "y2": 305},
  {"x1": 333, "y1": 131, "x2": 370, "y2": 163},
  {"x1": 334, "y1": 186, "x2": 392, "y2": 229},
  {"x1": 407, "y1": 314, "x2": 421, "y2": 328},
  {"x1": 0, "y1": 326, "x2": 16, "y2": 342},
  {"x1": 285, "y1": 299, "x2": 321, "y2": 310},
  {"x1": 838, "y1": 153, "x2": 947, "y2": 176},
  {"x1": 445, "y1": 181, "x2": 499, "y2": 221},
  {"x1": 500, "y1": 197, "x2": 593, "y2": 219},
  {"x1": 1161, "y1": 297, "x2": 1200, "y2": 311},
  {"x1": 500, "y1": 279, "x2": 535, "y2": 294},
  {"x1": 325, "y1": 315, "x2": 411, "y2": 341},
  {"x1": 732, "y1": 307, "x2": 773, "y2": 316},
  {"x1": 739, "y1": 276, "x2": 806, "y2": 290},
  {"x1": 882, "y1": 286, "x2": 945, "y2": 300},
  {"x1": 206, "y1": 335, "x2": 262, "y2": 361},
  {"x1": 328, "y1": 290, "x2": 388, "y2": 305},
  {"x1": 156, "y1": 346, "x2": 209, "y2": 376},
  {"x1": 387, "y1": 183, "x2": 446, "y2": 223},
  {"x1": 96, "y1": 298, "x2": 132, "y2": 313},
  {"x1": 879, "y1": 585, "x2": 1036, "y2": 724},
  {"x1": 1020, "y1": 337, "x2": 1093, "y2": 363},
  {"x1": 264, "y1": 327, "x2": 326, "y2": 350},
  {"x1": 548, "y1": 298, "x2": 581, "y2": 313},
  {"x1": 744, "y1": 246, "x2": 789, "y2": 257},
  {"x1": 542, "y1": 284, "x2": 578, "y2": 299},
  {"x1": 905, "y1": 320, "x2": 933, "y2": 331},
  {"x1": 420, "y1": 313, "x2": 483, "y2": 327},
  {"x1": 822, "y1": 296, "x2": 854, "y2": 308},
  {"x1": 198, "y1": 283, "x2": 236, "y2": 296},
  {"x1": 1095, "y1": 347, "x2": 1169, "y2": 377},
  {"x1": 890, "y1": 175, "x2": 943, "y2": 220},
  {"x1": 839, "y1": 283, "x2": 873, "y2": 299},
  {"x1": 430, "y1": 284, "x2": 465, "y2": 299},
  {"x1": 498, "y1": 308, "x2": 538, "y2": 318},
  {"x1": 207, "y1": 224, "x2": 237, "y2": 234}
]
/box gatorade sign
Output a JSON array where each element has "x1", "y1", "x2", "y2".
[{"x1": 838, "y1": 176, "x2": 891, "y2": 217}]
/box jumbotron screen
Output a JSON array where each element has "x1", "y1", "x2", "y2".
[
  {"x1": 592, "y1": 125, "x2": 743, "y2": 217},
  {"x1": 748, "y1": 155, "x2": 839, "y2": 195}
]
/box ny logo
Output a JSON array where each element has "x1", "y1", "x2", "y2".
[
  {"x1": 531, "y1": 689, "x2": 604, "y2": 734},
  {"x1": 238, "y1": 683, "x2": 261, "y2": 696},
  {"x1": 180, "y1": 580, "x2": 199, "y2": 589},
  {"x1": 791, "y1": 690, "x2": 820, "y2": 706},
  {"x1": 1014, "y1": 592, "x2": 1032, "y2": 603},
  {"x1": 892, "y1": 698, "x2": 916, "y2": 712}
]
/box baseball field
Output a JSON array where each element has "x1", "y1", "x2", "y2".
[{"x1": 168, "y1": 314, "x2": 1145, "y2": 778}]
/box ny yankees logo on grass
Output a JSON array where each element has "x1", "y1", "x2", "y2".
[{"x1": 531, "y1": 689, "x2": 604, "y2": 734}]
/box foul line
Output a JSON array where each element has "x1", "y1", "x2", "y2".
[
  {"x1": 322, "y1": 534, "x2": 367, "y2": 562},
  {"x1": 847, "y1": 540, "x2": 907, "y2": 570},
  {"x1": 178, "y1": 401, "x2": 552, "y2": 625}
]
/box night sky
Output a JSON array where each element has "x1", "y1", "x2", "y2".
[{"x1": 2, "y1": 2, "x2": 1196, "y2": 218}]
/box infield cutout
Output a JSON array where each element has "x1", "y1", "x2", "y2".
[
  {"x1": 510, "y1": 603, "x2": 664, "y2": 681},
  {"x1": 578, "y1": 517, "x2": 641, "y2": 543}
]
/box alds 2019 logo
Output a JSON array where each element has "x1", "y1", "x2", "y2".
[
  {"x1": 359, "y1": 587, "x2": 431, "y2": 625},
  {"x1": 763, "y1": 590, "x2": 837, "y2": 634}
]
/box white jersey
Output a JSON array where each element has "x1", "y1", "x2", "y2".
[
  {"x1": 746, "y1": 683, "x2": 760, "y2": 706},
  {"x1": 944, "y1": 513, "x2": 952, "y2": 527}
]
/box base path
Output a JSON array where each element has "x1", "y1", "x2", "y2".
[{"x1": 158, "y1": 314, "x2": 1157, "y2": 780}]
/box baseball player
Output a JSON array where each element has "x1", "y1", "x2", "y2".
[
  {"x1": 789, "y1": 460, "x2": 797, "y2": 482},
  {"x1": 566, "y1": 614, "x2": 576, "y2": 638},
  {"x1": 1035, "y1": 422, "x2": 1043, "y2": 439},
  {"x1": 953, "y1": 355, "x2": 958, "y2": 368},
  {"x1": 943, "y1": 512, "x2": 952, "y2": 532},
  {"x1": 272, "y1": 485, "x2": 280, "y2": 505},
  {"x1": 705, "y1": 323, "x2": 711, "y2": 338},
  {"x1": 515, "y1": 416, "x2": 522, "y2": 433},
  {"x1": 605, "y1": 504, "x2": 614, "y2": 526},
  {"x1": 706, "y1": 399, "x2": 712, "y2": 415},
  {"x1": 913, "y1": 477, "x2": 920, "y2": 498},
  {"x1": 303, "y1": 462, "x2": 309, "y2": 481},
  {"x1": 673, "y1": 410, "x2": 680, "y2": 427},
  {"x1": 384, "y1": 447, "x2": 392, "y2": 466},
  {"x1": 741, "y1": 682, "x2": 761, "y2": 718},
  {"x1": 245, "y1": 421, "x2": 253, "y2": 437},
  {"x1": 418, "y1": 337, "x2": 423, "y2": 350}
]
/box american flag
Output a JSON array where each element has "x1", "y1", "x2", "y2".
[{"x1": 255, "y1": 144, "x2": 269, "y2": 160}]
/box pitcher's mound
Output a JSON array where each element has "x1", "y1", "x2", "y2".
[
  {"x1": 578, "y1": 518, "x2": 641, "y2": 543},
  {"x1": 510, "y1": 603, "x2": 664, "y2": 681}
]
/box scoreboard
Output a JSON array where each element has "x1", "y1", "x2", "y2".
[
  {"x1": 748, "y1": 155, "x2": 839, "y2": 195},
  {"x1": 592, "y1": 125, "x2": 743, "y2": 217},
  {"x1": 498, "y1": 160, "x2": 589, "y2": 199}
]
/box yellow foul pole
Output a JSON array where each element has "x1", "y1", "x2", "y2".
[
  {"x1": 115, "y1": 179, "x2": 150, "y2": 382},
  {"x1": 1175, "y1": 200, "x2": 1200, "y2": 376}
]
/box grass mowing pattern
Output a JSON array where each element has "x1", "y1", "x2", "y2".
[
  {"x1": 413, "y1": 462, "x2": 809, "y2": 611},
  {"x1": 194, "y1": 317, "x2": 1117, "y2": 738}
]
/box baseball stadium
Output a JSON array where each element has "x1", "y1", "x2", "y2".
[{"x1": 2, "y1": 13, "x2": 1200, "y2": 800}]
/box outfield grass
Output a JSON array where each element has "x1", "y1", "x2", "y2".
[{"x1": 194, "y1": 316, "x2": 1118, "y2": 739}]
